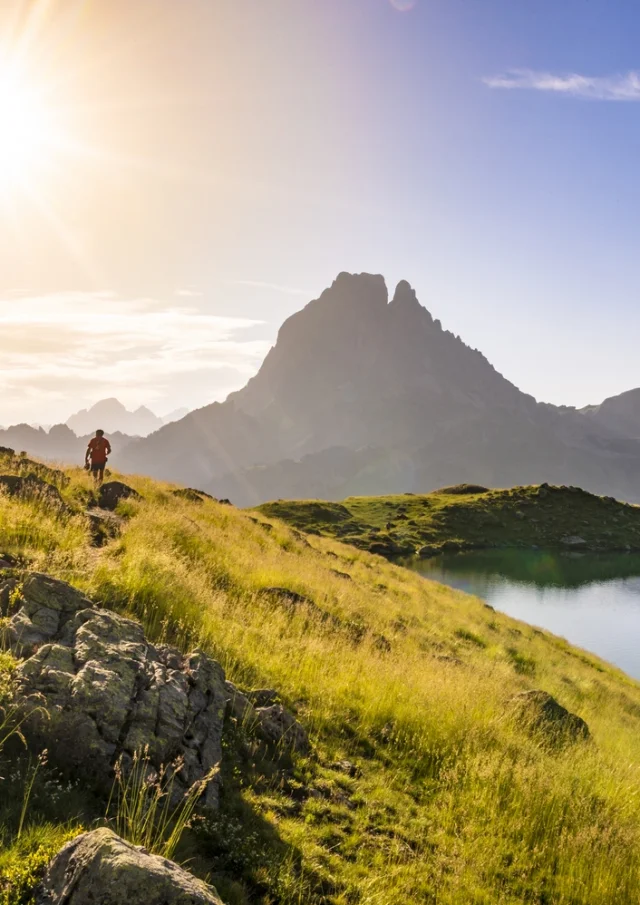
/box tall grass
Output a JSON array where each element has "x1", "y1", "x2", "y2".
[
  {"x1": 106, "y1": 747, "x2": 218, "y2": 861},
  {"x1": 3, "y1": 462, "x2": 640, "y2": 901}
]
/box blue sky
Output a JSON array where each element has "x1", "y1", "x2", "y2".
[{"x1": 0, "y1": 0, "x2": 639, "y2": 423}]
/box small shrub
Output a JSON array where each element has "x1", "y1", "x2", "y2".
[
  {"x1": 507, "y1": 647, "x2": 537, "y2": 675},
  {"x1": 0, "y1": 825, "x2": 80, "y2": 905},
  {"x1": 455, "y1": 628, "x2": 487, "y2": 648}
]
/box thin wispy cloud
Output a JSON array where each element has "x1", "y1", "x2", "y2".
[
  {"x1": 483, "y1": 69, "x2": 640, "y2": 101},
  {"x1": 231, "y1": 280, "x2": 312, "y2": 297},
  {"x1": 0, "y1": 293, "x2": 271, "y2": 425}
]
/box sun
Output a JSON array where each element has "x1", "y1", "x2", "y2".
[{"x1": 0, "y1": 61, "x2": 63, "y2": 196}]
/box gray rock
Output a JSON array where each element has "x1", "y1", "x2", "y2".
[
  {"x1": 0, "y1": 474, "x2": 63, "y2": 505},
  {"x1": 224, "y1": 681, "x2": 307, "y2": 752},
  {"x1": 172, "y1": 487, "x2": 216, "y2": 503},
  {"x1": 86, "y1": 508, "x2": 124, "y2": 547},
  {"x1": 513, "y1": 689, "x2": 590, "y2": 743},
  {"x1": 254, "y1": 703, "x2": 309, "y2": 753},
  {"x1": 8, "y1": 575, "x2": 226, "y2": 807},
  {"x1": 246, "y1": 688, "x2": 280, "y2": 708},
  {"x1": 561, "y1": 535, "x2": 587, "y2": 547},
  {"x1": 97, "y1": 481, "x2": 141, "y2": 511},
  {"x1": 3, "y1": 573, "x2": 93, "y2": 656},
  {"x1": 329, "y1": 759, "x2": 361, "y2": 778},
  {"x1": 36, "y1": 827, "x2": 224, "y2": 905}
]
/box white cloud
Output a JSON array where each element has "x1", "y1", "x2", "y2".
[
  {"x1": 0, "y1": 292, "x2": 271, "y2": 425},
  {"x1": 483, "y1": 69, "x2": 640, "y2": 101}
]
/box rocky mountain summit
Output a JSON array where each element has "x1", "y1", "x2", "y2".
[{"x1": 120, "y1": 272, "x2": 640, "y2": 504}]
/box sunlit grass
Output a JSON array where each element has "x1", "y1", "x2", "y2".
[{"x1": 2, "y1": 455, "x2": 640, "y2": 902}]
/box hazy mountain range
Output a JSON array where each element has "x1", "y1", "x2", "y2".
[
  {"x1": 3, "y1": 272, "x2": 640, "y2": 502},
  {"x1": 66, "y1": 398, "x2": 188, "y2": 437},
  {"x1": 0, "y1": 399, "x2": 188, "y2": 462},
  {"x1": 119, "y1": 272, "x2": 640, "y2": 504}
]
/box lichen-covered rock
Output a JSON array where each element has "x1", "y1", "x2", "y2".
[
  {"x1": 3, "y1": 573, "x2": 93, "y2": 656},
  {"x1": 7, "y1": 575, "x2": 226, "y2": 807},
  {"x1": 36, "y1": 828, "x2": 224, "y2": 905},
  {"x1": 97, "y1": 481, "x2": 141, "y2": 511},
  {"x1": 513, "y1": 689, "x2": 590, "y2": 743}
]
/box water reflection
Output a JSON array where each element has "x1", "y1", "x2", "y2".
[{"x1": 404, "y1": 550, "x2": 640, "y2": 679}]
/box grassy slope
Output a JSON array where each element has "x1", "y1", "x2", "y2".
[
  {"x1": 257, "y1": 483, "x2": 640, "y2": 558},
  {"x1": 2, "y1": 456, "x2": 640, "y2": 902}
]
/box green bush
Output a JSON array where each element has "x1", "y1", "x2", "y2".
[{"x1": 0, "y1": 826, "x2": 79, "y2": 905}]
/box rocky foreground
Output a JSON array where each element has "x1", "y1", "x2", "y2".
[{"x1": 1, "y1": 568, "x2": 308, "y2": 903}]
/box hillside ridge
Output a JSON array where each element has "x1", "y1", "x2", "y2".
[
  {"x1": 3, "y1": 450, "x2": 640, "y2": 902},
  {"x1": 258, "y1": 482, "x2": 640, "y2": 559}
]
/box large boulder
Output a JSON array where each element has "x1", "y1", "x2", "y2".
[
  {"x1": 0, "y1": 474, "x2": 63, "y2": 505},
  {"x1": 513, "y1": 689, "x2": 590, "y2": 743},
  {"x1": 97, "y1": 481, "x2": 141, "y2": 511},
  {"x1": 6, "y1": 575, "x2": 226, "y2": 807},
  {"x1": 36, "y1": 828, "x2": 224, "y2": 905}
]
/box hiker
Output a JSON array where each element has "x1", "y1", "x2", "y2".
[{"x1": 85, "y1": 429, "x2": 111, "y2": 485}]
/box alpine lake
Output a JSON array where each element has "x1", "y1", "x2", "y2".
[{"x1": 404, "y1": 549, "x2": 640, "y2": 680}]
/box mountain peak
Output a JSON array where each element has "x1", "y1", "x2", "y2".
[
  {"x1": 325, "y1": 271, "x2": 388, "y2": 309},
  {"x1": 67, "y1": 398, "x2": 163, "y2": 437},
  {"x1": 390, "y1": 279, "x2": 433, "y2": 322}
]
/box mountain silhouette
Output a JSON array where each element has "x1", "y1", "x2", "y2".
[
  {"x1": 580, "y1": 389, "x2": 640, "y2": 440},
  {"x1": 66, "y1": 398, "x2": 188, "y2": 438},
  {"x1": 120, "y1": 272, "x2": 640, "y2": 504}
]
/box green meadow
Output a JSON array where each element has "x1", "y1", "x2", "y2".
[
  {"x1": 2, "y1": 452, "x2": 640, "y2": 904},
  {"x1": 258, "y1": 482, "x2": 640, "y2": 558}
]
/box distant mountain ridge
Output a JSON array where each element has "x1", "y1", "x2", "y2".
[
  {"x1": 120, "y1": 272, "x2": 640, "y2": 505},
  {"x1": 0, "y1": 400, "x2": 189, "y2": 465},
  {"x1": 66, "y1": 398, "x2": 188, "y2": 438},
  {"x1": 580, "y1": 389, "x2": 640, "y2": 440},
  {"x1": 0, "y1": 422, "x2": 134, "y2": 464}
]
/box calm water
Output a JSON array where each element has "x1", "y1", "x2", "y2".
[{"x1": 405, "y1": 550, "x2": 640, "y2": 680}]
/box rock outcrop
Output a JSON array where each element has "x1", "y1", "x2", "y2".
[
  {"x1": 4, "y1": 574, "x2": 226, "y2": 807},
  {"x1": 513, "y1": 690, "x2": 590, "y2": 743},
  {"x1": 0, "y1": 474, "x2": 63, "y2": 505},
  {"x1": 2, "y1": 573, "x2": 310, "y2": 804},
  {"x1": 225, "y1": 682, "x2": 309, "y2": 753},
  {"x1": 36, "y1": 828, "x2": 224, "y2": 905},
  {"x1": 97, "y1": 481, "x2": 141, "y2": 511}
]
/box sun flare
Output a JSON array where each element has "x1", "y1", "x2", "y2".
[{"x1": 0, "y1": 61, "x2": 64, "y2": 196}]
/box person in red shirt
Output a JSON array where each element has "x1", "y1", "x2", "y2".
[{"x1": 85, "y1": 429, "x2": 111, "y2": 485}]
